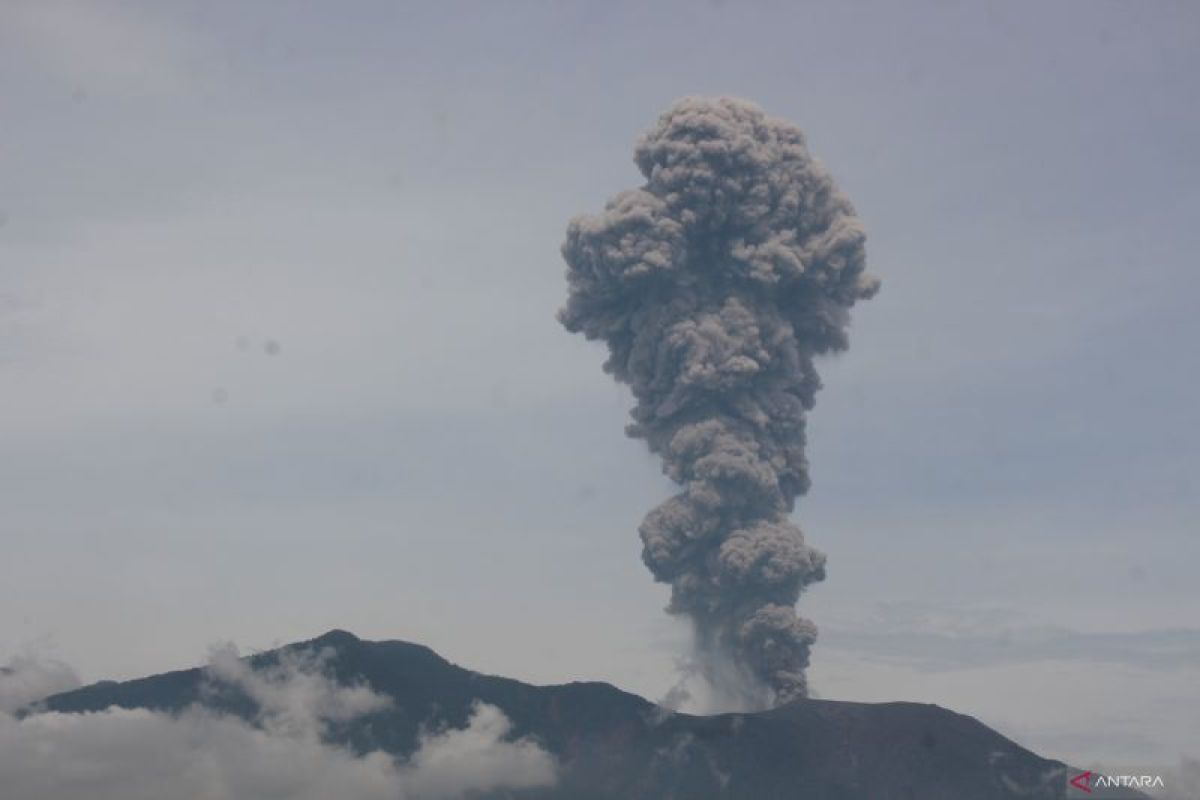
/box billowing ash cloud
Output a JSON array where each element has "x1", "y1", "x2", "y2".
[
  {"x1": 560, "y1": 97, "x2": 877, "y2": 708},
  {"x1": 0, "y1": 648, "x2": 557, "y2": 800}
]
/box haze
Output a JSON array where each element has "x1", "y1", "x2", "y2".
[{"x1": 1, "y1": 0, "x2": 1196, "y2": 770}]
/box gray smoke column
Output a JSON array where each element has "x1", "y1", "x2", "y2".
[{"x1": 559, "y1": 97, "x2": 878, "y2": 708}]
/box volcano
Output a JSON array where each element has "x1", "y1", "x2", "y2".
[{"x1": 31, "y1": 629, "x2": 1104, "y2": 800}]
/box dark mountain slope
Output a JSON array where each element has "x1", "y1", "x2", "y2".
[{"x1": 38, "y1": 629, "x2": 1086, "y2": 800}]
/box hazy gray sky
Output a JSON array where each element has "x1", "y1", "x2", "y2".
[{"x1": 1, "y1": 0, "x2": 1197, "y2": 769}]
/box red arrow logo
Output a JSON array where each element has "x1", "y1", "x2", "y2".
[{"x1": 1070, "y1": 770, "x2": 1093, "y2": 793}]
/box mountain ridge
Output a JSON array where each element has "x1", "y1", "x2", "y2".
[{"x1": 32, "y1": 629, "x2": 1099, "y2": 799}]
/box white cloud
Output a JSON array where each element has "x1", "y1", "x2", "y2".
[
  {"x1": 0, "y1": 654, "x2": 80, "y2": 714},
  {"x1": 0, "y1": 648, "x2": 557, "y2": 800},
  {"x1": 402, "y1": 702, "x2": 559, "y2": 799},
  {"x1": 204, "y1": 644, "x2": 394, "y2": 737}
]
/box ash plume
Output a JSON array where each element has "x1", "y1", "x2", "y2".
[{"x1": 559, "y1": 97, "x2": 877, "y2": 708}]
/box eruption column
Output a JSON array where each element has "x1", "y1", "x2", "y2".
[{"x1": 560, "y1": 97, "x2": 877, "y2": 707}]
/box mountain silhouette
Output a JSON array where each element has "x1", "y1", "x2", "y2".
[{"x1": 35, "y1": 629, "x2": 1103, "y2": 799}]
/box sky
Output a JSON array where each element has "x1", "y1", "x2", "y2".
[{"x1": 1, "y1": 0, "x2": 1197, "y2": 772}]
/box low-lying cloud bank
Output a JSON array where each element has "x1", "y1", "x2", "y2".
[{"x1": 0, "y1": 647, "x2": 557, "y2": 800}]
